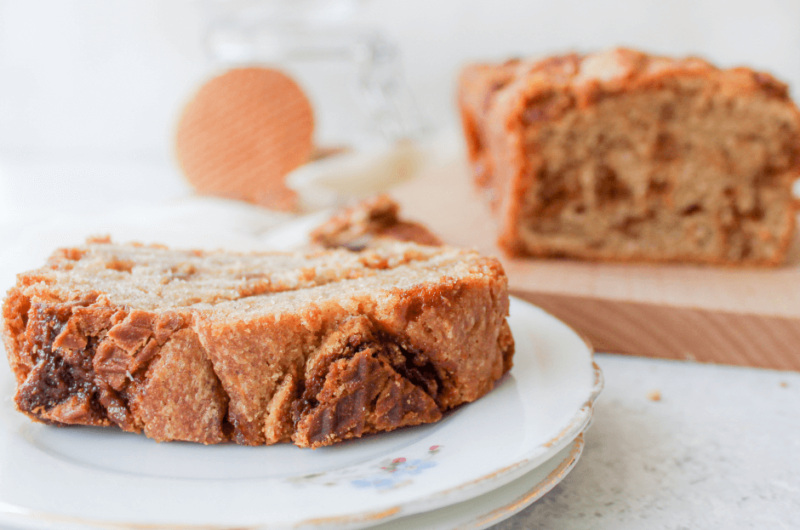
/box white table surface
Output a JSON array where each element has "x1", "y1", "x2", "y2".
[
  {"x1": 0, "y1": 159, "x2": 798, "y2": 530},
  {"x1": 500, "y1": 353, "x2": 800, "y2": 530}
]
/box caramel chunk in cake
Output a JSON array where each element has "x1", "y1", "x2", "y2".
[
  {"x1": 2, "y1": 240, "x2": 513, "y2": 448},
  {"x1": 459, "y1": 48, "x2": 800, "y2": 265}
]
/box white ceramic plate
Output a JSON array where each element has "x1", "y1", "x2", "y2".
[
  {"x1": 370, "y1": 432, "x2": 586, "y2": 530},
  {"x1": 0, "y1": 297, "x2": 602, "y2": 530}
]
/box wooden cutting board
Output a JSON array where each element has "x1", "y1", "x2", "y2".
[{"x1": 391, "y1": 160, "x2": 800, "y2": 371}]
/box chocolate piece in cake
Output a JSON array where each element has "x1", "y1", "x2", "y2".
[
  {"x1": 2, "y1": 239, "x2": 513, "y2": 448},
  {"x1": 459, "y1": 48, "x2": 800, "y2": 265}
]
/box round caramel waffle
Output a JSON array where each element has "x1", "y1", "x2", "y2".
[{"x1": 175, "y1": 67, "x2": 314, "y2": 211}]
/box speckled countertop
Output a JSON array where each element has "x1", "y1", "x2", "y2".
[{"x1": 496, "y1": 353, "x2": 800, "y2": 530}]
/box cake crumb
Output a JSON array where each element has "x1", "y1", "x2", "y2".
[
  {"x1": 779, "y1": 381, "x2": 789, "y2": 388},
  {"x1": 647, "y1": 390, "x2": 662, "y2": 402}
]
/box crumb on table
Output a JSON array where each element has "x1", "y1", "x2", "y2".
[{"x1": 647, "y1": 390, "x2": 662, "y2": 402}]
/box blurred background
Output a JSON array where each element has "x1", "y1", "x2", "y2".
[{"x1": 1, "y1": 0, "x2": 799, "y2": 219}]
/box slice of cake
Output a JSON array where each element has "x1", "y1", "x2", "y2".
[
  {"x1": 459, "y1": 48, "x2": 800, "y2": 265},
  {"x1": 2, "y1": 238, "x2": 513, "y2": 448}
]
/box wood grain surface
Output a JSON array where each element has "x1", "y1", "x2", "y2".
[{"x1": 391, "y1": 160, "x2": 800, "y2": 371}]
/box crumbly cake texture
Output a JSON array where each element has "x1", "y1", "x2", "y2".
[
  {"x1": 2, "y1": 239, "x2": 513, "y2": 448},
  {"x1": 310, "y1": 194, "x2": 443, "y2": 250},
  {"x1": 459, "y1": 48, "x2": 800, "y2": 265}
]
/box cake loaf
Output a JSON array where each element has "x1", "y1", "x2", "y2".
[
  {"x1": 459, "y1": 48, "x2": 800, "y2": 265},
  {"x1": 2, "y1": 238, "x2": 513, "y2": 448}
]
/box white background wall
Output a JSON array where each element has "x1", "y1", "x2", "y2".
[{"x1": 1, "y1": 0, "x2": 799, "y2": 160}]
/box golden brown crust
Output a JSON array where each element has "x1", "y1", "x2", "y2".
[
  {"x1": 132, "y1": 328, "x2": 228, "y2": 444},
  {"x1": 458, "y1": 48, "x2": 800, "y2": 266},
  {"x1": 458, "y1": 60, "x2": 524, "y2": 194},
  {"x1": 2, "y1": 240, "x2": 513, "y2": 448}
]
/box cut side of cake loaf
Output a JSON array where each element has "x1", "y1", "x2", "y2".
[
  {"x1": 459, "y1": 48, "x2": 800, "y2": 265},
  {"x1": 2, "y1": 239, "x2": 513, "y2": 448}
]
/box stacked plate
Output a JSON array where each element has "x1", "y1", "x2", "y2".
[{"x1": 0, "y1": 297, "x2": 602, "y2": 530}]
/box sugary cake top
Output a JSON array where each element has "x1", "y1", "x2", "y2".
[
  {"x1": 462, "y1": 47, "x2": 793, "y2": 118},
  {"x1": 16, "y1": 240, "x2": 502, "y2": 316}
]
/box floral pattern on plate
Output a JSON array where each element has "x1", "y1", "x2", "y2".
[{"x1": 287, "y1": 445, "x2": 442, "y2": 491}]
